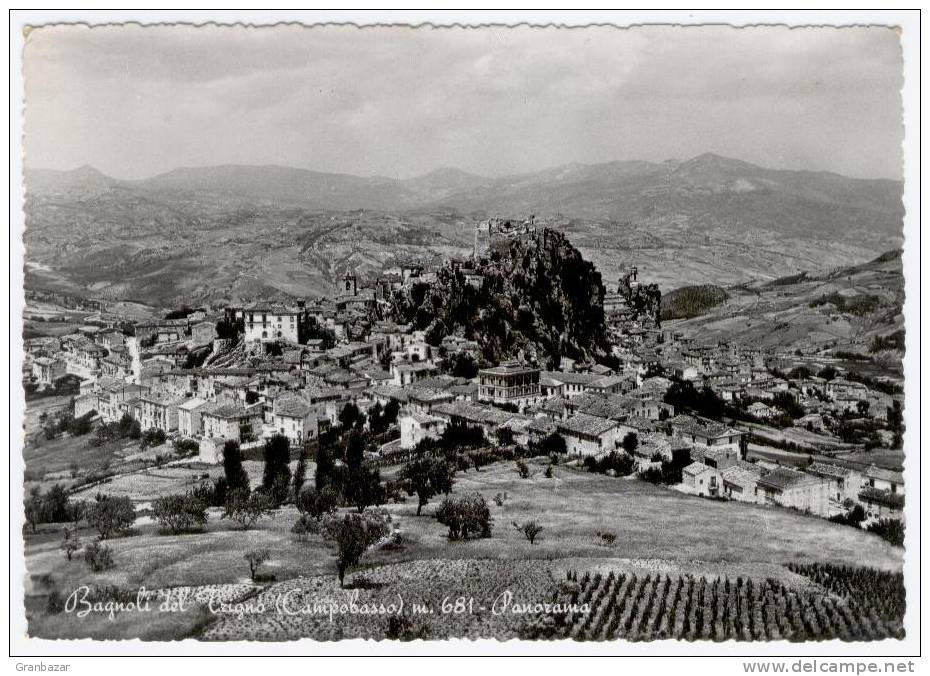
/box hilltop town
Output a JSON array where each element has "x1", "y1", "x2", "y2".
[{"x1": 22, "y1": 223, "x2": 905, "y2": 641}]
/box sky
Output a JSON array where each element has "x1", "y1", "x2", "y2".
[{"x1": 23, "y1": 24, "x2": 904, "y2": 181}]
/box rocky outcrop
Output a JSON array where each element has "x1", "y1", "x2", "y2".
[{"x1": 389, "y1": 229, "x2": 611, "y2": 368}]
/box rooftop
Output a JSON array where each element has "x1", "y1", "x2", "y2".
[
  {"x1": 757, "y1": 467, "x2": 820, "y2": 492},
  {"x1": 865, "y1": 464, "x2": 904, "y2": 484},
  {"x1": 557, "y1": 413, "x2": 618, "y2": 438},
  {"x1": 479, "y1": 362, "x2": 539, "y2": 377},
  {"x1": 541, "y1": 370, "x2": 600, "y2": 386},
  {"x1": 274, "y1": 395, "x2": 320, "y2": 419},
  {"x1": 807, "y1": 462, "x2": 853, "y2": 480}
]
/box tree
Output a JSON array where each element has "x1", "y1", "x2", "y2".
[
  {"x1": 222, "y1": 440, "x2": 250, "y2": 493},
  {"x1": 382, "y1": 400, "x2": 400, "y2": 427},
  {"x1": 401, "y1": 456, "x2": 455, "y2": 516},
  {"x1": 537, "y1": 432, "x2": 566, "y2": 457},
  {"x1": 321, "y1": 512, "x2": 390, "y2": 587},
  {"x1": 856, "y1": 400, "x2": 871, "y2": 417},
  {"x1": 339, "y1": 402, "x2": 365, "y2": 431},
  {"x1": 513, "y1": 520, "x2": 543, "y2": 544},
  {"x1": 24, "y1": 488, "x2": 43, "y2": 533},
  {"x1": 244, "y1": 549, "x2": 270, "y2": 581},
  {"x1": 83, "y1": 541, "x2": 115, "y2": 572},
  {"x1": 87, "y1": 496, "x2": 136, "y2": 540},
  {"x1": 296, "y1": 486, "x2": 340, "y2": 521},
  {"x1": 224, "y1": 489, "x2": 274, "y2": 530},
  {"x1": 292, "y1": 445, "x2": 308, "y2": 502},
  {"x1": 887, "y1": 399, "x2": 904, "y2": 447},
  {"x1": 663, "y1": 378, "x2": 725, "y2": 421},
  {"x1": 262, "y1": 435, "x2": 292, "y2": 505},
  {"x1": 435, "y1": 494, "x2": 492, "y2": 541},
  {"x1": 514, "y1": 460, "x2": 531, "y2": 479},
  {"x1": 448, "y1": 352, "x2": 479, "y2": 379},
  {"x1": 367, "y1": 401, "x2": 386, "y2": 435},
  {"x1": 118, "y1": 413, "x2": 141, "y2": 439},
  {"x1": 622, "y1": 432, "x2": 639, "y2": 454},
  {"x1": 152, "y1": 492, "x2": 208, "y2": 534},
  {"x1": 140, "y1": 427, "x2": 167, "y2": 450},
  {"x1": 345, "y1": 431, "x2": 366, "y2": 474},
  {"x1": 314, "y1": 434, "x2": 338, "y2": 491},
  {"x1": 346, "y1": 463, "x2": 385, "y2": 513},
  {"x1": 61, "y1": 527, "x2": 81, "y2": 560},
  {"x1": 496, "y1": 426, "x2": 515, "y2": 446},
  {"x1": 817, "y1": 366, "x2": 838, "y2": 381}
]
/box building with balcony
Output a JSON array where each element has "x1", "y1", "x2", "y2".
[{"x1": 478, "y1": 362, "x2": 541, "y2": 408}]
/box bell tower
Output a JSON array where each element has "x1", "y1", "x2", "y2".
[{"x1": 342, "y1": 271, "x2": 357, "y2": 296}]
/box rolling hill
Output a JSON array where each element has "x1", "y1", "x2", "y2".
[
  {"x1": 22, "y1": 154, "x2": 904, "y2": 307},
  {"x1": 666, "y1": 249, "x2": 905, "y2": 362}
]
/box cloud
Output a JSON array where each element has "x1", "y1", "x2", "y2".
[{"x1": 23, "y1": 24, "x2": 904, "y2": 180}]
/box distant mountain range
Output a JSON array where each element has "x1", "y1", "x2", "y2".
[
  {"x1": 23, "y1": 154, "x2": 904, "y2": 307},
  {"x1": 26, "y1": 153, "x2": 903, "y2": 229}
]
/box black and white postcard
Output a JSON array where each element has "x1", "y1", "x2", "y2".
[{"x1": 9, "y1": 8, "x2": 922, "y2": 665}]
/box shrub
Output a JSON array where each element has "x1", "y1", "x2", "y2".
[
  {"x1": 207, "y1": 477, "x2": 228, "y2": 507},
  {"x1": 152, "y1": 492, "x2": 208, "y2": 534},
  {"x1": 46, "y1": 589, "x2": 65, "y2": 614},
  {"x1": 174, "y1": 438, "x2": 200, "y2": 457},
  {"x1": 544, "y1": 464, "x2": 554, "y2": 479},
  {"x1": 322, "y1": 512, "x2": 391, "y2": 587},
  {"x1": 828, "y1": 504, "x2": 866, "y2": 528},
  {"x1": 87, "y1": 496, "x2": 136, "y2": 540},
  {"x1": 469, "y1": 449, "x2": 497, "y2": 471},
  {"x1": 535, "y1": 432, "x2": 566, "y2": 457},
  {"x1": 637, "y1": 467, "x2": 664, "y2": 484},
  {"x1": 595, "y1": 529, "x2": 617, "y2": 546},
  {"x1": 140, "y1": 428, "x2": 167, "y2": 450},
  {"x1": 244, "y1": 548, "x2": 271, "y2": 582},
  {"x1": 584, "y1": 451, "x2": 635, "y2": 477},
  {"x1": 493, "y1": 492, "x2": 508, "y2": 507},
  {"x1": 868, "y1": 518, "x2": 905, "y2": 547},
  {"x1": 291, "y1": 514, "x2": 320, "y2": 539},
  {"x1": 435, "y1": 493, "x2": 492, "y2": 541},
  {"x1": 295, "y1": 486, "x2": 340, "y2": 521},
  {"x1": 496, "y1": 426, "x2": 515, "y2": 446},
  {"x1": 61, "y1": 528, "x2": 81, "y2": 560},
  {"x1": 515, "y1": 460, "x2": 531, "y2": 479},
  {"x1": 223, "y1": 489, "x2": 274, "y2": 530},
  {"x1": 84, "y1": 541, "x2": 115, "y2": 572},
  {"x1": 513, "y1": 520, "x2": 543, "y2": 545}
]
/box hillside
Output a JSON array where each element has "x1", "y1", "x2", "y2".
[
  {"x1": 660, "y1": 285, "x2": 729, "y2": 321},
  {"x1": 389, "y1": 229, "x2": 610, "y2": 368},
  {"x1": 667, "y1": 250, "x2": 905, "y2": 362},
  {"x1": 22, "y1": 154, "x2": 903, "y2": 307}
]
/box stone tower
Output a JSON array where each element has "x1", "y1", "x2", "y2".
[{"x1": 342, "y1": 271, "x2": 357, "y2": 296}]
